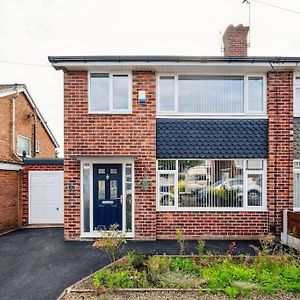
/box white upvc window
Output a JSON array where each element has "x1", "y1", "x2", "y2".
[
  {"x1": 17, "y1": 135, "x2": 31, "y2": 157},
  {"x1": 157, "y1": 159, "x2": 267, "y2": 211},
  {"x1": 294, "y1": 160, "x2": 300, "y2": 211},
  {"x1": 157, "y1": 75, "x2": 266, "y2": 116},
  {"x1": 35, "y1": 141, "x2": 40, "y2": 153},
  {"x1": 89, "y1": 72, "x2": 132, "y2": 114},
  {"x1": 294, "y1": 75, "x2": 300, "y2": 117}
]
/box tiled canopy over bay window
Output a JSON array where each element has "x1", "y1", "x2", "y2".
[{"x1": 156, "y1": 119, "x2": 268, "y2": 210}]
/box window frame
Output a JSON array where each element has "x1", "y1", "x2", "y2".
[
  {"x1": 157, "y1": 74, "x2": 267, "y2": 117},
  {"x1": 293, "y1": 160, "x2": 300, "y2": 211},
  {"x1": 17, "y1": 134, "x2": 31, "y2": 157},
  {"x1": 156, "y1": 158, "x2": 267, "y2": 212},
  {"x1": 88, "y1": 72, "x2": 132, "y2": 114},
  {"x1": 35, "y1": 141, "x2": 40, "y2": 153},
  {"x1": 294, "y1": 74, "x2": 300, "y2": 117}
]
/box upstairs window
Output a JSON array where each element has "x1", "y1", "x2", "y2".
[
  {"x1": 17, "y1": 135, "x2": 31, "y2": 157},
  {"x1": 158, "y1": 75, "x2": 265, "y2": 115},
  {"x1": 294, "y1": 76, "x2": 300, "y2": 116},
  {"x1": 89, "y1": 73, "x2": 131, "y2": 113}
]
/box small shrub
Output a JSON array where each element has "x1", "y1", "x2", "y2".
[
  {"x1": 171, "y1": 257, "x2": 198, "y2": 274},
  {"x1": 175, "y1": 228, "x2": 185, "y2": 255},
  {"x1": 197, "y1": 240, "x2": 205, "y2": 256},
  {"x1": 93, "y1": 224, "x2": 126, "y2": 262},
  {"x1": 226, "y1": 241, "x2": 237, "y2": 256},
  {"x1": 225, "y1": 286, "x2": 240, "y2": 298},
  {"x1": 125, "y1": 251, "x2": 145, "y2": 270},
  {"x1": 146, "y1": 255, "x2": 171, "y2": 280}
]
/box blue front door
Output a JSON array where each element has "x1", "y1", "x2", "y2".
[{"x1": 93, "y1": 164, "x2": 123, "y2": 230}]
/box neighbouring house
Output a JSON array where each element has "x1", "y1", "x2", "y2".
[
  {"x1": 0, "y1": 84, "x2": 59, "y2": 234},
  {"x1": 49, "y1": 24, "x2": 300, "y2": 241}
]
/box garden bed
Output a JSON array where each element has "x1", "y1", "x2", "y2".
[{"x1": 60, "y1": 253, "x2": 300, "y2": 299}]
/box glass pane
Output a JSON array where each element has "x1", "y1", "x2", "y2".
[
  {"x1": 110, "y1": 169, "x2": 117, "y2": 174},
  {"x1": 158, "y1": 160, "x2": 176, "y2": 170},
  {"x1": 98, "y1": 169, "x2": 105, "y2": 174},
  {"x1": 178, "y1": 76, "x2": 244, "y2": 113},
  {"x1": 113, "y1": 75, "x2": 129, "y2": 110},
  {"x1": 295, "y1": 88, "x2": 300, "y2": 113},
  {"x1": 294, "y1": 161, "x2": 300, "y2": 169},
  {"x1": 98, "y1": 180, "x2": 105, "y2": 199},
  {"x1": 125, "y1": 164, "x2": 133, "y2": 232},
  {"x1": 83, "y1": 165, "x2": 90, "y2": 232},
  {"x1": 247, "y1": 160, "x2": 263, "y2": 170},
  {"x1": 248, "y1": 77, "x2": 263, "y2": 112},
  {"x1": 159, "y1": 76, "x2": 175, "y2": 112},
  {"x1": 294, "y1": 173, "x2": 300, "y2": 209},
  {"x1": 90, "y1": 73, "x2": 109, "y2": 112},
  {"x1": 178, "y1": 160, "x2": 243, "y2": 208},
  {"x1": 18, "y1": 136, "x2": 30, "y2": 156},
  {"x1": 159, "y1": 173, "x2": 175, "y2": 206},
  {"x1": 110, "y1": 180, "x2": 118, "y2": 199},
  {"x1": 247, "y1": 174, "x2": 262, "y2": 206}
]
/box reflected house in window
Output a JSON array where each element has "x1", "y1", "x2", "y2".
[{"x1": 48, "y1": 23, "x2": 298, "y2": 240}]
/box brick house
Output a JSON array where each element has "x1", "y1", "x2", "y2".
[
  {"x1": 49, "y1": 24, "x2": 300, "y2": 240},
  {"x1": 0, "y1": 84, "x2": 59, "y2": 233}
]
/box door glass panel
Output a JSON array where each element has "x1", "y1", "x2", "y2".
[
  {"x1": 110, "y1": 169, "x2": 117, "y2": 174},
  {"x1": 98, "y1": 168, "x2": 105, "y2": 174},
  {"x1": 125, "y1": 164, "x2": 133, "y2": 232},
  {"x1": 83, "y1": 164, "x2": 90, "y2": 232},
  {"x1": 110, "y1": 180, "x2": 118, "y2": 199},
  {"x1": 98, "y1": 180, "x2": 105, "y2": 199}
]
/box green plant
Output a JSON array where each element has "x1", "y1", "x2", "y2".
[
  {"x1": 197, "y1": 240, "x2": 205, "y2": 256},
  {"x1": 225, "y1": 286, "x2": 239, "y2": 298},
  {"x1": 146, "y1": 255, "x2": 171, "y2": 280},
  {"x1": 125, "y1": 251, "x2": 145, "y2": 270},
  {"x1": 171, "y1": 257, "x2": 198, "y2": 274},
  {"x1": 93, "y1": 224, "x2": 126, "y2": 262},
  {"x1": 175, "y1": 228, "x2": 185, "y2": 255}
]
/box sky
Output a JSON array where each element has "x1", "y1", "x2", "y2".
[{"x1": 0, "y1": 0, "x2": 300, "y2": 156}]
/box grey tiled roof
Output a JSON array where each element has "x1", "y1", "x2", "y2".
[
  {"x1": 294, "y1": 118, "x2": 300, "y2": 159},
  {"x1": 156, "y1": 119, "x2": 268, "y2": 159}
]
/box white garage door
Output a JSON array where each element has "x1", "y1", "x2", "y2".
[{"x1": 29, "y1": 171, "x2": 64, "y2": 224}]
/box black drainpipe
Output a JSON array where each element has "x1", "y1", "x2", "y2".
[{"x1": 33, "y1": 123, "x2": 36, "y2": 157}]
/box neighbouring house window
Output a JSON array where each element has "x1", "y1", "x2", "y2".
[
  {"x1": 294, "y1": 76, "x2": 300, "y2": 116},
  {"x1": 17, "y1": 135, "x2": 31, "y2": 157},
  {"x1": 294, "y1": 161, "x2": 300, "y2": 210},
  {"x1": 89, "y1": 73, "x2": 131, "y2": 113},
  {"x1": 35, "y1": 141, "x2": 40, "y2": 153},
  {"x1": 158, "y1": 75, "x2": 265, "y2": 115},
  {"x1": 83, "y1": 163, "x2": 90, "y2": 232},
  {"x1": 157, "y1": 159, "x2": 266, "y2": 210},
  {"x1": 125, "y1": 164, "x2": 133, "y2": 232}
]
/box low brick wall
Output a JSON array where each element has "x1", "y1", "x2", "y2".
[
  {"x1": 156, "y1": 211, "x2": 269, "y2": 239},
  {"x1": 0, "y1": 170, "x2": 21, "y2": 234}
]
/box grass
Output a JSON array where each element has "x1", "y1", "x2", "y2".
[{"x1": 91, "y1": 251, "x2": 300, "y2": 298}]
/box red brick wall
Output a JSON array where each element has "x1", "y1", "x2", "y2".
[
  {"x1": 222, "y1": 24, "x2": 249, "y2": 57},
  {"x1": 21, "y1": 164, "x2": 64, "y2": 225},
  {"x1": 267, "y1": 71, "x2": 294, "y2": 234},
  {"x1": 0, "y1": 170, "x2": 20, "y2": 234},
  {"x1": 0, "y1": 92, "x2": 56, "y2": 163},
  {"x1": 64, "y1": 71, "x2": 156, "y2": 240},
  {"x1": 156, "y1": 212, "x2": 269, "y2": 239}
]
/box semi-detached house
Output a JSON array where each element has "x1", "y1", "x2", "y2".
[{"x1": 49, "y1": 24, "x2": 300, "y2": 240}]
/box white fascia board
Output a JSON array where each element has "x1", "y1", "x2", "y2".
[{"x1": 0, "y1": 162, "x2": 23, "y2": 171}]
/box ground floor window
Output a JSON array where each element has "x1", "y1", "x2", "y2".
[
  {"x1": 294, "y1": 161, "x2": 300, "y2": 210},
  {"x1": 157, "y1": 159, "x2": 266, "y2": 210}
]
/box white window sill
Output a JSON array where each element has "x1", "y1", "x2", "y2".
[
  {"x1": 88, "y1": 111, "x2": 132, "y2": 115},
  {"x1": 156, "y1": 114, "x2": 268, "y2": 119},
  {"x1": 80, "y1": 231, "x2": 134, "y2": 238},
  {"x1": 157, "y1": 207, "x2": 268, "y2": 212}
]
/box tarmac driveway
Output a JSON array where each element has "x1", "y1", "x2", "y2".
[{"x1": 0, "y1": 228, "x2": 258, "y2": 300}]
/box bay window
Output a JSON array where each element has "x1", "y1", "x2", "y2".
[
  {"x1": 158, "y1": 75, "x2": 265, "y2": 115},
  {"x1": 89, "y1": 73, "x2": 131, "y2": 113},
  {"x1": 157, "y1": 159, "x2": 266, "y2": 210},
  {"x1": 294, "y1": 76, "x2": 300, "y2": 116},
  {"x1": 294, "y1": 161, "x2": 300, "y2": 210}
]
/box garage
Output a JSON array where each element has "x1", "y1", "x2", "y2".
[{"x1": 29, "y1": 171, "x2": 64, "y2": 224}]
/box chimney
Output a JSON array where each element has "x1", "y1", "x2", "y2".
[{"x1": 222, "y1": 24, "x2": 249, "y2": 57}]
